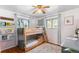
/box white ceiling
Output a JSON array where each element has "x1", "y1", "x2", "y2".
[{"x1": 0, "y1": 5, "x2": 79, "y2": 18}]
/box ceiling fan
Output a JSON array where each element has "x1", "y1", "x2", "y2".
[{"x1": 32, "y1": 5, "x2": 50, "y2": 14}]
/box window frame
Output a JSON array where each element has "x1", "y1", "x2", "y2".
[
  {"x1": 46, "y1": 18, "x2": 58, "y2": 29},
  {"x1": 17, "y1": 18, "x2": 29, "y2": 28}
]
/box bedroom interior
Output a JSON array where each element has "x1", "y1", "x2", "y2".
[{"x1": 0, "y1": 5, "x2": 79, "y2": 53}]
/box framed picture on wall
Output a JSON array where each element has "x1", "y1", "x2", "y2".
[{"x1": 64, "y1": 16, "x2": 74, "y2": 25}]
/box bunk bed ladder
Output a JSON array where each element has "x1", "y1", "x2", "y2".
[{"x1": 43, "y1": 27, "x2": 48, "y2": 42}]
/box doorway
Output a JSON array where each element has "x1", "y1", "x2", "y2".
[{"x1": 45, "y1": 16, "x2": 60, "y2": 45}]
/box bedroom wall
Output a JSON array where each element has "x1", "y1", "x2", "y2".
[
  {"x1": 0, "y1": 8, "x2": 17, "y2": 51},
  {"x1": 60, "y1": 8, "x2": 79, "y2": 50}
]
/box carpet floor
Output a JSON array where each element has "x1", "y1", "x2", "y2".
[{"x1": 27, "y1": 43, "x2": 61, "y2": 53}]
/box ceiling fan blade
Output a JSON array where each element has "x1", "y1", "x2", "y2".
[
  {"x1": 43, "y1": 6, "x2": 50, "y2": 8},
  {"x1": 32, "y1": 5, "x2": 39, "y2": 8},
  {"x1": 41, "y1": 10, "x2": 46, "y2": 14},
  {"x1": 33, "y1": 10, "x2": 38, "y2": 14},
  {"x1": 32, "y1": 6, "x2": 37, "y2": 8}
]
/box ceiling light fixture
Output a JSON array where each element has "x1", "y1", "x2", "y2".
[{"x1": 32, "y1": 5, "x2": 50, "y2": 14}]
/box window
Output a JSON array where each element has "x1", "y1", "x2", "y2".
[
  {"x1": 46, "y1": 18, "x2": 58, "y2": 28},
  {"x1": 17, "y1": 18, "x2": 29, "y2": 28},
  {"x1": 46, "y1": 20, "x2": 52, "y2": 28},
  {"x1": 23, "y1": 19, "x2": 29, "y2": 28},
  {"x1": 52, "y1": 19, "x2": 58, "y2": 28}
]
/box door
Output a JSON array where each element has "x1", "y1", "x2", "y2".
[{"x1": 45, "y1": 17, "x2": 59, "y2": 44}]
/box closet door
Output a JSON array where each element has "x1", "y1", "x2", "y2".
[{"x1": 45, "y1": 18, "x2": 59, "y2": 44}]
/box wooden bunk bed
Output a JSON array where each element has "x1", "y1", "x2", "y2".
[{"x1": 24, "y1": 27, "x2": 48, "y2": 52}]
